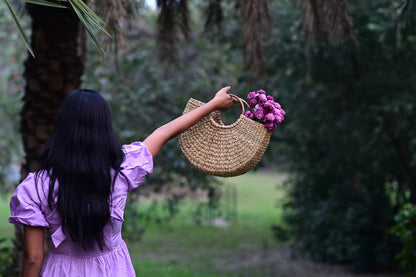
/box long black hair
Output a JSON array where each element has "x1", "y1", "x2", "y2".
[{"x1": 39, "y1": 89, "x2": 124, "y2": 250}]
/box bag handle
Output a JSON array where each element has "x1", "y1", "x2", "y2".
[{"x1": 229, "y1": 94, "x2": 249, "y2": 115}]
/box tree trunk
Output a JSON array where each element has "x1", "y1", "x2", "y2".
[
  {"x1": 13, "y1": 4, "x2": 85, "y2": 275},
  {"x1": 21, "y1": 4, "x2": 85, "y2": 175}
]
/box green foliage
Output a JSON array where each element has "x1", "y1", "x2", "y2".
[
  {"x1": 0, "y1": 237, "x2": 18, "y2": 277},
  {"x1": 122, "y1": 195, "x2": 184, "y2": 240},
  {"x1": 0, "y1": 89, "x2": 22, "y2": 191},
  {"x1": 191, "y1": 185, "x2": 228, "y2": 225},
  {"x1": 263, "y1": 0, "x2": 416, "y2": 271},
  {"x1": 390, "y1": 204, "x2": 416, "y2": 276},
  {"x1": 0, "y1": 4, "x2": 24, "y2": 192},
  {"x1": 1, "y1": 0, "x2": 37, "y2": 56}
]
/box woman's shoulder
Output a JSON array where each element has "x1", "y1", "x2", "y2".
[
  {"x1": 121, "y1": 142, "x2": 153, "y2": 169},
  {"x1": 118, "y1": 142, "x2": 153, "y2": 192},
  {"x1": 13, "y1": 171, "x2": 50, "y2": 202},
  {"x1": 122, "y1": 141, "x2": 149, "y2": 154},
  {"x1": 9, "y1": 171, "x2": 51, "y2": 227}
]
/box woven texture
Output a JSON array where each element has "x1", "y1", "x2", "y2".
[{"x1": 178, "y1": 98, "x2": 272, "y2": 177}]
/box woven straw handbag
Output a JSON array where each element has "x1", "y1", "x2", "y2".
[{"x1": 178, "y1": 95, "x2": 272, "y2": 177}]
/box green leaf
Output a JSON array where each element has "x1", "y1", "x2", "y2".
[
  {"x1": 68, "y1": 0, "x2": 111, "y2": 54},
  {"x1": 22, "y1": 0, "x2": 66, "y2": 8},
  {"x1": 69, "y1": 0, "x2": 111, "y2": 36},
  {"x1": 70, "y1": 0, "x2": 102, "y2": 24},
  {"x1": 3, "y1": 0, "x2": 34, "y2": 57}
]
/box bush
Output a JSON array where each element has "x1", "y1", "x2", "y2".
[
  {"x1": 0, "y1": 237, "x2": 19, "y2": 277},
  {"x1": 390, "y1": 204, "x2": 416, "y2": 276}
]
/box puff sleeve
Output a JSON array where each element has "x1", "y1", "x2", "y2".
[
  {"x1": 120, "y1": 142, "x2": 154, "y2": 192},
  {"x1": 9, "y1": 173, "x2": 49, "y2": 227}
]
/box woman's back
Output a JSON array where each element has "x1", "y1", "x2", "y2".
[
  {"x1": 10, "y1": 142, "x2": 153, "y2": 276},
  {"x1": 9, "y1": 86, "x2": 235, "y2": 276}
]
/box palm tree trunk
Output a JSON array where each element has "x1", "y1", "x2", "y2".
[
  {"x1": 13, "y1": 4, "x2": 85, "y2": 275},
  {"x1": 21, "y1": 4, "x2": 85, "y2": 175}
]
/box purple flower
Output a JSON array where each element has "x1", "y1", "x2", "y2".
[
  {"x1": 256, "y1": 105, "x2": 264, "y2": 113},
  {"x1": 263, "y1": 101, "x2": 274, "y2": 111},
  {"x1": 264, "y1": 122, "x2": 277, "y2": 131},
  {"x1": 275, "y1": 114, "x2": 284, "y2": 123},
  {"x1": 245, "y1": 89, "x2": 286, "y2": 132},
  {"x1": 245, "y1": 110, "x2": 254, "y2": 119},
  {"x1": 273, "y1": 102, "x2": 281, "y2": 109},
  {"x1": 258, "y1": 94, "x2": 267, "y2": 103},
  {"x1": 254, "y1": 110, "x2": 264, "y2": 120},
  {"x1": 247, "y1": 91, "x2": 256, "y2": 99},
  {"x1": 272, "y1": 108, "x2": 281, "y2": 115},
  {"x1": 265, "y1": 113, "x2": 275, "y2": 122}
]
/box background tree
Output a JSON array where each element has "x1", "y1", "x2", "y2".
[
  {"x1": 266, "y1": 0, "x2": 416, "y2": 271},
  {"x1": 13, "y1": 3, "x2": 85, "y2": 275}
]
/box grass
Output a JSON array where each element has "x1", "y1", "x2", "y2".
[
  {"x1": 225, "y1": 171, "x2": 287, "y2": 225},
  {"x1": 135, "y1": 260, "x2": 226, "y2": 277},
  {"x1": 128, "y1": 171, "x2": 287, "y2": 277},
  {"x1": 0, "y1": 194, "x2": 13, "y2": 238},
  {"x1": 0, "y1": 193, "x2": 14, "y2": 251}
]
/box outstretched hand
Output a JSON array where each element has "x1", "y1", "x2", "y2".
[
  {"x1": 209, "y1": 86, "x2": 239, "y2": 112},
  {"x1": 143, "y1": 85, "x2": 238, "y2": 158}
]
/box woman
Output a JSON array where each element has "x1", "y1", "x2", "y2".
[{"x1": 9, "y1": 86, "x2": 236, "y2": 276}]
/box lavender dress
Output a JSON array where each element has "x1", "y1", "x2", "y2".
[{"x1": 9, "y1": 142, "x2": 153, "y2": 277}]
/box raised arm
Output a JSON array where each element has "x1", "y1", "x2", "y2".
[{"x1": 143, "y1": 86, "x2": 237, "y2": 157}]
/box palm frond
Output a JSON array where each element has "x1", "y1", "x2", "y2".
[
  {"x1": 3, "y1": 0, "x2": 34, "y2": 57},
  {"x1": 23, "y1": 0, "x2": 66, "y2": 8},
  {"x1": 68, "y1": 0, "x2": 110, "y2": 36},
  {"x1": 4, "y1": 0, "x2": 110, "y2": 56},
  {"x1": 157, "y1": 0, "x2": 177, "y2": 62},
  {"x1": 204, "y1": 0, "x2": 223, "y2": 33},
  {"x1": 301, "y1": 0, "x2": 357, "y2": 46},
  {"x1": 240, "y1": 0, "x2": 271, "y2": 77},
  {"x1": 157, "y1": 0, "x2": 190, "y2": 62},
  {"x1": 68, "y1": 0, "x2": 111, "y2": 54},
  {"x1": 94, "y1": 0, "x2": 133, "y2": 54}
]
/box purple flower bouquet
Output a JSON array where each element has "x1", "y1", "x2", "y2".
[{"x1": 244, "y1": 89, "x2": 285, "y2": 131}]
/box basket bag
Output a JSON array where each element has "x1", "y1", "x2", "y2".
[{"x1": 178, "y1": 95, "x2": 272, "y2": 177}]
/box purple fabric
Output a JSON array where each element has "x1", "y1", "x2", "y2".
[{"x1": 9, "y1": 142, "x2": 153, "y2": 277}]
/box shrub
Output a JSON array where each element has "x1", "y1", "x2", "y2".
[{"x1": 390, "y1": 204, "x2": 416, "y2": 276}]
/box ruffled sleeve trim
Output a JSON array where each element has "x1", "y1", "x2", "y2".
[
  {"x1": 9, "y1": 173, "x2": 49, "y2": 227},
  {"x1": 120, "y1": 142, "x2": 153, "y2": 192}
]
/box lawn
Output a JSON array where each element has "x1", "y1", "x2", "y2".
[
  {"x1": 0, "y1": 194, "x2": 13, "y2": 238},
  {"x1": 129, "y1": 170, "x2": 287, "y2": 277}
]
